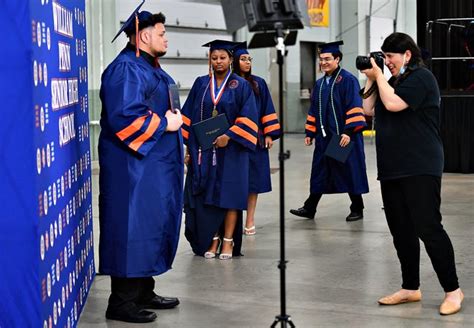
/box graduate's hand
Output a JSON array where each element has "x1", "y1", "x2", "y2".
[
  {"x1": 304, "y1": 137, "x2": 313, "y2": 146},
  {"x1": 340, "y1": 133, "x2": 351, "y2": 147},
  {"x1": 165, "y1": 109, "x2": 183, "y2": 132},
  {"x1": 265, "y1": 136, "x2": 273, "y2": 149},
  {"x1": 214, "y1": 134, "x2": 230, "y2": 148},
  {"x1": 184, "y1": 150, "x2": 191, "y2": 165}
]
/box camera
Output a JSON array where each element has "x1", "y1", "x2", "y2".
[{"x1": 356, "y1": 51, "x2": 385, "y2": 71}]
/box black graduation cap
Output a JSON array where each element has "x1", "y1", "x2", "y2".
[
  {"x1": 202, "y1": 39, "x2": 238, "y2": 53},
  {"x1": 202, "y1": 40, "x2": 239, "y2": 76},
  {"x1": 111, "y1": 0, "x2": 153, "y2": 43},
  {"x1": 233, "y1": 42, "x2": 249, "y2": 58},
  {"x1": 318, "y1": 40, "x2": 344, "y2": 54}
]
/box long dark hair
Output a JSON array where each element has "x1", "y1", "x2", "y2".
[
  {"x1": 232, "y1": 55, "x2": 259, "y2": 96},
  {"x1": 381, "y1": 32, "x2": 424, "y2": 67}
]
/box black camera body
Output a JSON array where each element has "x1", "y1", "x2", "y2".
[{"x1": 356, "y1": 51, "x2": 385, "y2": 71}]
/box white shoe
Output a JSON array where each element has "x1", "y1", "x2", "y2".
[
  {"x1": 243, "y1": 226, "x2": 256, "y2": 236},
  {"x1": 204, "y1": 236, "x2": 220, "y2": 259},
  {"x1": 219, "y1": 238, "x2": 234, "y2": 260}
]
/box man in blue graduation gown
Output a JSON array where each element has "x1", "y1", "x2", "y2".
[
  {"x1": 99, "y1": 4, "x2": 183, "y2": 323},
  {"x1": 290, "y1": 41, "x2": 369, "y2": 222}
]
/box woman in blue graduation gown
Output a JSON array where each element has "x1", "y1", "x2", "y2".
[
  {"x1": 181, "y1": 40, "x2": 258, "y2": 259},
  {"x1": 232, "y1": 42, "x2": 281, "y2": 235}
]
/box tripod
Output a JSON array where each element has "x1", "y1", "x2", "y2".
[{"x1": 270, "y1": 23, "x2": 295, "y2": 328}]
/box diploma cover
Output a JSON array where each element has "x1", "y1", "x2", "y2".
[
  {"x1": 168, "y1": 84, "x2": 181, "y2": 113},
  {"x1": 192, "y1": 113, "x2": 230, "y2": 150},
  {"x1": 324, "y1": 134, "x2": 353, "y2": 163}
]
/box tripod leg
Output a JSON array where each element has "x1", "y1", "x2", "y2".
[
  {"x1": 289, "y1": 318, "x2": 296, "y2": 328},
  {"x1": 270, "y1": 315, "x2": 296, "y2": 328},
  {"x1": 270, "y1": 318, "x2": 278, "y2": 328}
]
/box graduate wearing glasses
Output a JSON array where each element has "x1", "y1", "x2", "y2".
[
  {"x1": 232, "y1": 42, "x2": 281, "y2": 236},
  {"x1": 290, "y1": 41, "x2": 369, "y2": 222}
]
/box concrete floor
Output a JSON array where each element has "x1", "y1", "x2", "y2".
[{"x1": 79, "y1": 135, "x2": 473, "y2": 327}]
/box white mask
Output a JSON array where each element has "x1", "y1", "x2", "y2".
[{"x1": 399, "y1": 54, "x2": 407, "y2": 75}]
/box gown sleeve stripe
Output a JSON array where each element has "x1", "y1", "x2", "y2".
[
  {"x1": 116, "y1": 113, "x2": 148, "y2": 141},
  {"x1": 305, "y1": 112, "x2": 318, "y2": 136},
  {"x1": 263, "y1": 123, "x2": 281, "y2": 134},
  {"x1": 305, "y1": 124, "x2": 317, "y2": 133},
  {"x1": 229, "y1": 125, "x2": 257, "y2": 145},
  {"x1": 128, "y1": 113, "x2": 161, "y2": 152},
  {"x1": 261, "y1": 113, "x2": 278, "y2": 124},
  {"x1": 345, "y1": 115, "x2": 366, "y2": 125},
  {"x1": 181, "y1": 127, "x2": 189, "y2": 139},
  {"x1": 235, "y1": 117, "x2": 258, "y2": 133},
  {"x1": 346, "y1": 107, "x2": 364, "y2": 115},
  {"x1": 182, "y1": 114, "x2": 191, "y2": 127}
]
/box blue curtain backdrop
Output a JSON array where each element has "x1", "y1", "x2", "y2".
[
  {"x1": 0, "y1": 0, "x2": 40, "y2": 325},
  {"x1": 0, "y1": 0, "x2": 94, "y2": 326}
]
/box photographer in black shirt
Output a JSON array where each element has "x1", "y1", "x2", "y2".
[{"x1": 360, "y1": 32, "x2": 464, "y2": 315}]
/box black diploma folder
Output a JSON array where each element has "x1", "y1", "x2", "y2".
[
  {"x1": 168, "y1": 84, "x2": 181, "y2": 113},
  {"x1": 324, "y1": 134, "x2": 353, "y2": 163},
  {"x1": 192, "y1": 114, "x2": 230, "y2": 150}
]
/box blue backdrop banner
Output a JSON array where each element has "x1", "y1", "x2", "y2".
[{"x1": 0, "y1": 0, "x2": 94, "y2": 326}]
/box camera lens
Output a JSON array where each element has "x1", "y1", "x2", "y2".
[{"x1": 355, "y1": 56, "x2": 372, "y2": 70}]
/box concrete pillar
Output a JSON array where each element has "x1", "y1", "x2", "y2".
[{"x1": 86, "y1": 0, "x2": 117, "y2": 160}]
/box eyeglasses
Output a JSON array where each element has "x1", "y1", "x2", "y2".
[
  {"x1": 240, "y1": 57, "x2": 253, "y2": 63},
  {"x1": 319, "y1": 57, "x2": 334, "y2": 63}
]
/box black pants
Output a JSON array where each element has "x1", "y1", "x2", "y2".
[
  {"x1": 108, "y1": 276, "x2": 156, "y2": 312},
  {"x1": 303, "y1": 193, "x2": 364, "y2": 213},
  {"x1": 380, "y1": 175, "x2": 459, "y2": 292}
]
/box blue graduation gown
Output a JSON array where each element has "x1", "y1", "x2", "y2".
[
  {"x1": 98, "y1": 47, "x2": 183, "y2": 277},
  {"x1": 248, "y1": 75, "x2": 281, "y2": 194},
  {"x1": 181, "y1": 73, "x2": 258, "y2": 256},
  {"x1": 304, "y1": 67, "x2": 369, "y2": 194}
]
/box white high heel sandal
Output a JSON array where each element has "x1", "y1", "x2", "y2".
[
  {"x1": 243, "y1": 225, "x2": 256, "y2": 236},
  {"x1": 204, "y1": 236, "x2": 220, "y2": 259},
  {"x1": 219, "y1": 238, "x2": 234, "y2": 260}
]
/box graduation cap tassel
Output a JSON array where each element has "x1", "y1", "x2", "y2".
[
  {"x1": 135, "y1": 13, "x2": 140, "y2": 57},
  {"x1": 208, "y1": 52, "x2": 212, "y2": 77}
]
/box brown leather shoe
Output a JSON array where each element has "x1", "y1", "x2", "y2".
[
  {"x1": 439, "y1": 289, "x2": 464, "y2": 315},
  {"x1": 378, "y1": 289, "x2": 422, "y2": 305}
]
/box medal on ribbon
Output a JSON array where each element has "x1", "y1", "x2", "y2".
[{"x1": 210, "y1": 69, "x2": 231, "y2": 117}]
